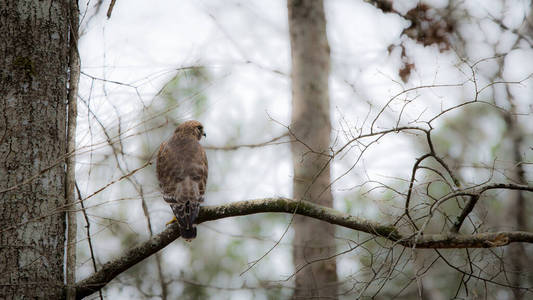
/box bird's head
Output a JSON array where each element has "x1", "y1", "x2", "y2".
[{"x1": 175, "y1": 120, "x2": 206, "y2": 140}]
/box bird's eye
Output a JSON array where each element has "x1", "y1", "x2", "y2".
[{"x1": 197, "y1": 125, "x2": 206, "y2": 138}]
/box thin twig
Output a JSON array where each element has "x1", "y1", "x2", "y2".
[
  {"x1": 75, "y1": 183, "x2": 103, "y2": 300},
  {"x1": 204, "y1": 132, "x2": 289, "y2": 151}
]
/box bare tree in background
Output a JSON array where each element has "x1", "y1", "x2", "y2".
[
  {"x1": 287, "y1": 0, "x2": 338, "y2": 298},
  {"x1": 0, "y1": 0, "x2": 78, "y2": 298}
]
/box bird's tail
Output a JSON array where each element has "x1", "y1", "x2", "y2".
[
  {"x1": 170, "y1": 199, "x2": 201, "y2": 239},
  {"x1": 180, "y1": 226, "x2": 197, "y2": 240}
]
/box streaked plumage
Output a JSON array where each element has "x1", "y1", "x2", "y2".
[{"x1": 156, "y1": 120, "x2": 208, "y2": 239}]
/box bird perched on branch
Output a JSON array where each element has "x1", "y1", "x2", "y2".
[{"x1": 156, "y1": 120, "x2": 208, "y2": 240}]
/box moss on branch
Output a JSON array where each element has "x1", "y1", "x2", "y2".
[{"x1": 198, "y1": 198, "x2": 401, "y2": 240}]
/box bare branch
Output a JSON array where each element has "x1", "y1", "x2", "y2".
[
  {"x1": 204, "y1": 132, "x2": 289, "y2": 151},
  {"x1": 404, "y1": 153, "x2": 432, "y2": 230},
  {"x1": 74, "y1": 197, "x2": 533, "y2": 299},
  {"x1": 75, "y1": 183, "x2": 103, "y2": 300},
  {"x1": 452, "y1": 194, "x2": 480, "y2": 233},
  {"x1": 106, "y1": 0, "x2": 116, "y2": 19},
  {"x1": 452, "y1": 183, "x2": 533, "y2": 233}
]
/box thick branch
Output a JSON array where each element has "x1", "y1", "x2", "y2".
[
  {"x1": 74, "y1": 198, "x2": 533, "y2": 299},
  {"x1": 405, "y1": 231, "x2": 532, "y2": 249}
]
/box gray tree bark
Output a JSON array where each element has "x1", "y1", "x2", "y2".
[
  {"x1": 66, "y1": 3, "x2": 80, "y2": 299},
  {"x1": 287, "y1": 0, "x2": 338, "y2": 298},
  {"x1": 502, "y1": 86, "x2": 530, "y2": 300},
  {"x1": 0, "y1": 0, "x2": 73, "y2": 298},
  {"x1": 500, "y1": 6, "x2": 533, "y2": 297}
]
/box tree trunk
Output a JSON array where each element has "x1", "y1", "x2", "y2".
[
  {"x1": 501, "y1": 5, "x2": 533, "y2": 296},
  {"x1": 503, "y1": 96, "x2": 530, "y2": 300},
  {"x1": 0, "y1": 0, "x2": 73, "y2": 298},
  {"x1": 287, "y1": 0, "x2": 338, "y2": 298}
]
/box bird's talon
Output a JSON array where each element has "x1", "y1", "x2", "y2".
[{"x1": 166, "y1": 216, "x2": 177, "y2": 226}]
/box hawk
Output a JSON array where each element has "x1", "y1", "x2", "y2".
[{"x1": 156, "y1": 120, "x2": 208, "y2": 239}]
